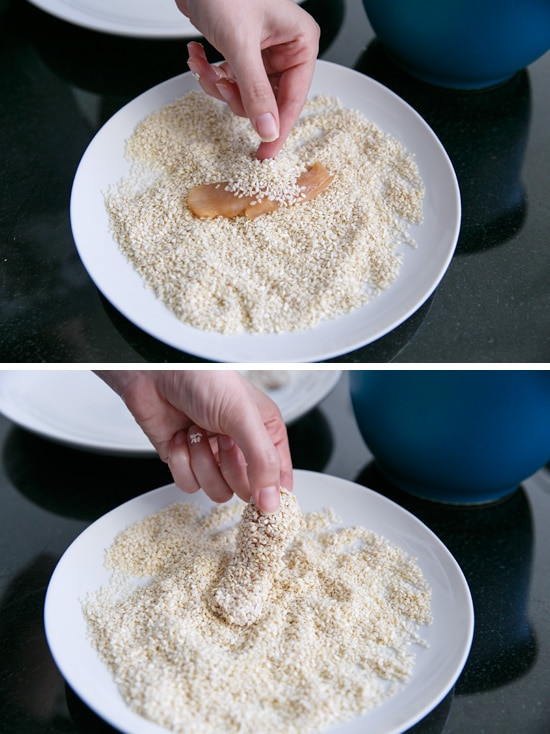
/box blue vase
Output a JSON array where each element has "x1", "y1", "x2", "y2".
[{"x1": 349, "y1": 371, "x2": 550, "y2": 504}]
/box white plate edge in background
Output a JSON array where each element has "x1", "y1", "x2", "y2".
[
  {"x1": 26, "y1": 0, "x2": 305, "y2": 38},
  {"x1": 25, "y1": 0, "x2": 202, "y2": 38}
]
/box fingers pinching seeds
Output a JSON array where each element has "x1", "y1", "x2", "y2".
[
  {"x1": 187, "y1": 42, "x2": 246, "y2": 116},
  {"x1": 167, "y1": 430, "x2": 201, "y2": 495},
  {"x1": 187, "y1": 426, "x2": 234, "y2": 504}
]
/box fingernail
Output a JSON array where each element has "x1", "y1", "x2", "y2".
[
  {"x1": 215, "y1": 79, "x2": 236, "y2": 102},
  {"x1": 218, "y1": 434, "x2": 235, "y2": 451},
  {"x1": 259, "y1": 485, "x2": 280, "y2": 514},
  {"x1": 168, "y1": 430, "x2": 187, "y2": 462},
  {"x1": 255, "y1": 112, "x2": 279, "y2": 143},
  {"x1": 187, "y1": 60, "x2": 201, "y2": 80},
  {"x1": 174, "y1": 430, "x2": 187, "y2": 446}
]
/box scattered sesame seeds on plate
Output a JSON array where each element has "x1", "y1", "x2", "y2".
[{"x1": 70, "y1": 60, "x2": 461, "y2": 362}]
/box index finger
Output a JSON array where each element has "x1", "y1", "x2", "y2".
[
  {"x1": 256, "y1": 59, "x2": 316, "y2": 159},
  {"x1": 227, "y1": 41, "x2": 281, "y2": 144}
]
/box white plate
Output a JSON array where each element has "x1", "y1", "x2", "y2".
[
  {"x1": 0, "y1": 370, "x2": 341, "y2": 455},
  {"x1": 26, "y1": 0, "x2": 201, "y2": 38},
  {"x1": 44, "y1": 471, "x2": 474, "y2": 734},
  {"x1": 70, "y1": 61, "x2": 461, "y2": 362},
  {"x1": 26, "y1": 0, "x2": 304, "y2": 38}
]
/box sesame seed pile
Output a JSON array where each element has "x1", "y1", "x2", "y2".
[
  {"x1": 105, "y1": 92, "x2": 424, "y2": 334},
  {"x1": 225, "y1": 155, "x2": 307, "y2": 205},
  {"x1": 83, "y1": 495, "x2": 432, "y2": 734}
]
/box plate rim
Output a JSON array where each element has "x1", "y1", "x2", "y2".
[
  {"x1": 44, "y1": 470, "x2": 474, "y2": 734},
  {"x1": 0, "y1": 370, "x2": 154, "y2": 456},
  {"x1": 70, "y1": 60, "x2": 461, "y2": 362}
]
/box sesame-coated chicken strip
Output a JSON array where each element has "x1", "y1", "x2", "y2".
[{"x1": 211, "y1": 488, "x2": 303, "y2": 626}]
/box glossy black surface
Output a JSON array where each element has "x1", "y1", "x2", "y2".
[
  {"x1": 1, "y1": 372, "x2": 550, "y2": 733},
  {"x1": 0, "y1": 0, "x2": 548, "y2": 362}
]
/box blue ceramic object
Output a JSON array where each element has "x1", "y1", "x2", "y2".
[
  {"x1": 362, "y1": 0, "x2": 550, "y2": 89},
  {"x1": 349, "y1": 371, "x2": 550, "y2": 504}
]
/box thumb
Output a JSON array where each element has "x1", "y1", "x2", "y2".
[
  {"x1": 231, "y1": 421, "x2": 284, "y2": 513},
  {"x1": 222, "y1": 396, "x2": 293, "y2": 513}
]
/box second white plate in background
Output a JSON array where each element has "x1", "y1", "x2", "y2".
[{"x1": 0, "y1": 370, "x2": 342, "y2": 455}]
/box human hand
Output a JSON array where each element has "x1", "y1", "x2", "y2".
[
  {"x1": 175, "y1": 0, "x2": 319, "y2": 159},
  {"x1": 95, "y1": 370, "x2": 292, "y2": 513}
]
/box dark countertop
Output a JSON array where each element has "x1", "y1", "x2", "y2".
[
  {"x1": 1, "y1": 370, "x2": 550, "y2": 733},
  {"x1": 1, "y1": 0, "x2": 549, "y2": 363}
]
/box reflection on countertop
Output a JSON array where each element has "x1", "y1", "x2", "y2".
[
  {"x1": 3, "y1": 425, "x2": 173, "y2": 521},
  {"x1": 0, "y1": 554, "x2": 71, "y2": 733},
  {"x1": 356, "y1": 41, "x2": 531, "y2": 255},
  {"x1": 2, "y1": 403, "x2": 334, "y2": 521}
]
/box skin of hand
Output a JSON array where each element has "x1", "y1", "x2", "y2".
[
  {"x1": 95, "y1": 370, "x2": 292, "y2": 513},
  {"x1": 175, "y1": 0, "x2": 320, "y2": 159}
]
